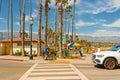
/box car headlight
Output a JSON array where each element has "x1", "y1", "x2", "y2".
[{"x1": 97, "y1": 55, "x2": 104, "y2": 58}]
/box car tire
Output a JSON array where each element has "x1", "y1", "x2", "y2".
[{"x1": 103, "y1": 58, "x2": 117, "y2": 69}]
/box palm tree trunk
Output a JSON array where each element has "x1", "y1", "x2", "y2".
[
  {"x1": 73, "y1": 0, "x2": 76, "y2": 42},
  {"x1": 22, "y1": 0, "x2": 26, "y2": 56},
  {"x1": 54, "y1": 3, "x2": 57, "y2": 51},
  {"x1": 38, "y1": 0, "x2": 42, "y2": 58},
  {"x1": 58, "y1": 1, "x2": 63, "y2": 58},
  {"x1": 45, "y1": 0, "x2": 49, "y2": 49},
  {"x1": 72, "y1": 0, "x2": 76, "y2": 42},
  {"x1": 19, "y1": 0, "x2": 22, "y2": 38},
  {"x1": 7, "y1": 0, "x2": 10, "y2": 39},
  {"x1": 68, "y1": 16, "x2": 70, "y2": 39},
  {"x1": 10, "y1": 0, "x2": 13, "y2": 55}
]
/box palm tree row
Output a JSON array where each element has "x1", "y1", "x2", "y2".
[{"x1": 0, "y1": 0, "x2": 77, "y2": 58}]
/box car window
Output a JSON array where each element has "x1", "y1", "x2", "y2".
[{"x1": 109, "y1": 45, "x2": 120, "y2": 51}]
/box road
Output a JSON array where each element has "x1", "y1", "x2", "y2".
[
  {"x1": 1, "y1": 55, "x2": 120, "y2": 80},
  {"x1": 0, "y1": 60, "x2": 34, "y2": 80},
  {"x1": 73, "y1": 55, "x2": 120, "y2": 80}
]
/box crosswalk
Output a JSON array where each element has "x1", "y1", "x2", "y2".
[{"x1": 19, "y1": 62, "x2": 82, "y2": 80}]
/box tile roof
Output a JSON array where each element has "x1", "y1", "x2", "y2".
[{"x1": 0, "y1": 38, "x2": 44, "y2": 43}]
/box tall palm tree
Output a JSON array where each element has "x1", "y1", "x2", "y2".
[
  {"x1": 65, "y1": 5, "x2": 72, "y2": 40},
  {"x1": 21, "y1": 0, "x2": 26, "y2": 56},
  {"x1": 58, "y1": 0, "x2": 63, "y2": 57},
  {"x1": 10, "y1": 0, "x2": 13, "y2": 55},
  {"x1": 38, "y1": 0, "x2": 42, "y2": 58},
  {"x1": 19, "y1": 0, "x2": 22, "y2": 38},
  {"x1": 58, "y1": 0, "x2": 69, "y2": 57},
  {"x1": 72, "y1": 0, "x2": 76, "y2": 42},
  {"x1": 54, "y1": 0, "x2": 59, "y2": 51},
  {"x1": 7, "y1": 0, "x2": 10, "y2": 39},
  {"x1": 45, "y1": 0, "x2": 50, "y2": 49}
]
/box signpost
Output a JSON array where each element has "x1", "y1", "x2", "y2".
[{"x1": 62, "y1": 36, "x2": 66, "y2": 44}]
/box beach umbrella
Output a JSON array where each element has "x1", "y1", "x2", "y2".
[{"x1": 67, "y1": 42, "x2": 80, "y2": 47}]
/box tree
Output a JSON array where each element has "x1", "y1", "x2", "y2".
[
  {"x1": 19, "y1": 0, "x2": 22, "y2": 38},
  {"x1": 72, "y1": 0, "x2": 76, "y2": 42},
  {"x1": 38, "y1": 0, "x2": 42, "y2": 58},
  {"x1": 45, "y1": 0, "x2": 50, "y2": 49},
  {"x1": 58, "y1": 0, "x2": 69, "y2": 57},
  {"x1": 21, "y1": 0, "x2": 26, "y2": 56},
  {"x1": 54, "y1": 0, "x2": 58, "y2": 51},
  {"x1": 10, "y1": 0, "x2": 13, "y2": 55},
  {"x1": 65, "y1": 5, "x2": 72, "y2": 40},
  {"x1": 7, "y1": 0, "x2": 10, "y2": 39}
]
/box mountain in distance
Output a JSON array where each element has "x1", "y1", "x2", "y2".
[
  {"x1": 78, "y1": 35, "x2": 120, "y2": 43},
  {"x1": 0, "y1": 32, "x2": 120, "y2": 43}
]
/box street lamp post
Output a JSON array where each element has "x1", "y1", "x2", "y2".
[{"x1": 29, "y1": 17, "x2": 34, "y2": 60}]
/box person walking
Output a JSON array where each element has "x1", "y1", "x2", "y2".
[
  {"x1": 79, "y1": 47, "x2": 83, "y2": 57},
  {"x1": 44, "y1": 45, "x2": 49, "y2": 60}
]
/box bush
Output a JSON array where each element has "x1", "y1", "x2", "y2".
[
  {"x1": 15, "y1": 50, "x2": 28, "y2": 56},
  {"x1": 15, "y1": 50, "x2": 22, "y2": 56}
]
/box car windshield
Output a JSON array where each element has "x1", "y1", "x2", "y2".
[{"x1": 109, "y1": 45, "x2": 120, "y2": 51}]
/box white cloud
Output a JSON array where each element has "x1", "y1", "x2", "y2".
[
  {"x1": 25, "y1": 15, "x2": 30, "y2": 22},
  {"x1": 0, "y1": 18, "x2": 4, "y2": 20},
  {"x1": 76, "y1": 20, "x2": 97, "y2": 27},
  {"x1": 103, "y1": 19, "x2": 120, "y2": 27},
  {"x1": 77, "y1": 30, "x2": 120, "y2": 37},
  {"x1": 92, "y1": 30, "x2": 120, "y2": 36},
  {"x1": 78, "y1": 0, "x2": 120, "y2": 14},
  {"x1": 15, "y1": 22, "x2": 20, "y2": 27}
]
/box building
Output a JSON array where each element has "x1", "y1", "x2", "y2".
[{"x1": 0, "y1": 38, "x2": 44, "y2": 55}]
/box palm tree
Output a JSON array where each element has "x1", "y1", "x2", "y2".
[
  {"x1": 58, "y1": 0, "x2": 69, "y2": 57},
  {"x1": 58, "y1": 0, "x2": 63, "y2": 58},
  {"x1": 21, "y1": 0, "x2": 26, "y2": 56},
  {"x1": 10, "y1": 0, "x2": 13, "y2": 55},
  {"x1": 65, "y1": 5, "x2": 72, "y2": 40},
  {"x1": 54, "y1": 0, "x2": 59, "y2": 51},
  {"x1": 45, "y1": 0, "x2": 50, "y2": 49},
  {"x1": 7, "y1": 0, "x2": 10, "y2": 39},
  {"x1": 38, "y1": 0, "x2": 42, "y2": 58},
  {"x1": 19, "y1": 0, "x2": 22, "y2": 38},
  {"x1": 72, "y1": 0, "x2": 76, "y2": 42}
]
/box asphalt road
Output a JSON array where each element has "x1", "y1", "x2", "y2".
[
  {"x1": 0, "y1": 60, "x2": 34, "y2": 80},
  {"x1": 73, "y1": 61, "x2": 120, "y2": 80}
]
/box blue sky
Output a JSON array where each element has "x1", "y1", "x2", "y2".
[{"x1": 1, "y1": 0, "x2": 120, "y2": 37}]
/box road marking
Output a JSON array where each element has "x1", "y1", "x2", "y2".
[
  {"x1": 19, "y1": 63, "x2": 82, "y2": 80},
  {"x1": 0, "y1": 67, "x2": 27, "y2": 71}
]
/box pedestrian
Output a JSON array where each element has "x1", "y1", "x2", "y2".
[
  {"x1": 79, "y1": 47, "x2": 83, "y2": 57},
  {"x1": 44, "y1": 45, "x2": 49, "y2": 60},
  {"x1": 97, "y1": 47, "x2": 101, "y2": 53}
]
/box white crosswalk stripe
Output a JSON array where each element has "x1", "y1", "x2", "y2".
[{"x1": 19, "y1": 63, "x2": 82, "y2": 80}]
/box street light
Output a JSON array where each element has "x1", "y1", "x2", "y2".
[{"x1": 29, "y1": 16, "x2": 34, "y2": 60}]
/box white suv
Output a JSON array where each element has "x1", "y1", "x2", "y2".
[{"x1": 92, "y1": 45, "x2": 120, "y2": 69}]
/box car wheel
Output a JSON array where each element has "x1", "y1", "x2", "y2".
[{"x1": 103, "y1": 58, "x2": 116, "y2": 69}]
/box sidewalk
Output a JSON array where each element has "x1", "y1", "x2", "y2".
[{"x1": 0, "y1": 55, "x2": 46, "y2": 63}]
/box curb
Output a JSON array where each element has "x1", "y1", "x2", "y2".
[{"x1": 0, "y1": 58, "x2": 24, "y2": 62}]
